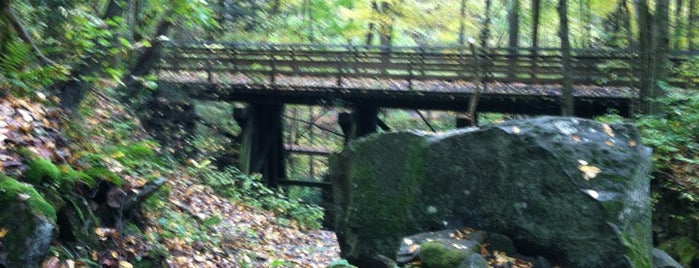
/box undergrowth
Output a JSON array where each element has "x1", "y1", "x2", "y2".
[
  {"x1": 598, "y1": 87, "x2": 699, "y2": 267},
  {"x1": 197, "y1": 166, "x2": 324, "y2": 229}
]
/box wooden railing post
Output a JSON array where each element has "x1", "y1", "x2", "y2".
[
  {"x1": 206, "y1": 46, "x2": 213, "y2": 83},
  {"x1": 270, "y1": 46, "x2": 277, "y2": 84},
  {"x1": 336, "y1": 55, "x2": 343, "y2": 87}
]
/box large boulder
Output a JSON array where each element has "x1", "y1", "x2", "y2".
[
  {"x1": 0, "y1": 176, "x2": 56, "y2": 267},
  {"x1": 330, "y1": 116, "x2": 652, "y2": 267}
]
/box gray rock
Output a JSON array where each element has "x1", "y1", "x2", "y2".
[
  {"x1": 0, "y1": 177, "x2": 56, "y2": 268},
  {"x1": 396, "y1": 229, "x2": 481, "y2": 265},
  {"x1": 488, "y1": 233, "x2": 517, "y2": 255},
  {"x1": 458, "y1": 253, "x2": 489, "y2": 268},
  {"x1": 533, "y1": 256, "x2": 552, "y2": 268},
  {"x1": 330, "y1": 116, "x2": 653, "y2": 267},
  {"x1": 652, "y1": 248, "x2": 683, "y2": 268}
]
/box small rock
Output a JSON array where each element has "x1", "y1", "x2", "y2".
[
  {"x1": 458, "y1": 253, "x2": 489, "y2": 268},
  {"x1": 533, "y1": 256, "x2": 552, "y2": 268},
  {"x1": 652, "y1": 248, "x2": 683, "y2": 268},
  {"x1": 489, "y1": 233, "x2": 517, "y2": 255}
]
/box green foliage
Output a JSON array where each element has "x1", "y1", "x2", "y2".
[
  {"x1": 635, "y1": 89, "x2": 699, "y2": 170},
  {"x1": 0, "y1": 40, "x2": 68, "y2": 96},
  {"x1": 418, "y1": 242, "x2": 470, "y2": 268},
  {"x1": 112, "y1": 141, "x2": 161, "y2": 168},
  {"x1": 659, "y1": 236, "x2": 699, "y2": 267},
  {"x1": 83, "y1": 167, "x2": 123, "y2": 187},
  {"x1": 325, "y1": 259, "x2": 358, "y2": 268},
  {"x1": 0, "y1": 175, "x2": 57, "y2": 222},
  {"x1": 198, "y1": 167, "x2": 324, "y2": 229}
]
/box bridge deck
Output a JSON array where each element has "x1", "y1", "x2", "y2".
[
  {"x1": 158, "y1": 70, "x2": 637, "y2": 116},
  {"x1": 155, "y1": 43, "x2": 699, "y2": 116}
]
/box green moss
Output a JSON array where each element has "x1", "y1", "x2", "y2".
[
  {"x1": 125, "y1": 143, "x2": 156, "y2": 159},
  {"x1": 24, "y1": 157, "x2": 61, "y2": 185},
  {"x1": 84, "y1": 167, "x2": 123, "y2": 186},
  {"x1": 60, "y1": 165, "x2": 96, "y2": 187},
  {"x1": 0, "y1": 176, "x2": 57, "y2": 222},
  {"x1": 419, "y1": 242, "x2": 470, "y2": 268},
  {"x1": 659, "y1": 236, "x2": 699, "y2": 267},
  {"x1": 344, "y1": 133, "x2": 428, "y2": 258}
]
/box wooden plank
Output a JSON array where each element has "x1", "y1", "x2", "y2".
[
  {"x1": 277, "y1": 179, "x2": 332, "y2": 189},
  {"x1": 284, "y1": 144, "x2": 333, "y2": 156}
]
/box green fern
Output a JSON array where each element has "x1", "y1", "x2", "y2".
[{"x1": 0, "y1": 40, "x2": 67, "y2": 96}]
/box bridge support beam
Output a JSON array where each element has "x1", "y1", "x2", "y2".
[
  {"x1": 354, "y1": 104, "x2": 379, "y2": 137},
  {"x1": 234, "y1": 104, "x2": 286, "y2": 187},
  {"x1": 338, "y1": 105, "x2": 379, "y2": 144},
  {"x1": 456, "y1": 113, "x2": 479, "y2": 128}
]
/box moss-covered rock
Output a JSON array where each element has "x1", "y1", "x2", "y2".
[
  {"x1": 84, "y1": 167, "x2": 123, "y2": 187},
  {"x1": 0, "y1": 176, "x2": 56, "y2": 221},
  {"x1": 419, "y1": 242, "x2": 471, "y2": 268},
  {"x1": 24, "y1": 157, "x2": 61, "y2": 185},
  {"x1": 331, "y1": 132, "x2": 430, "y2": 267},
  {"x1": 331, "y1": 117, "x2": 653, "y2": 267},
  {"x1": 0, "y1": 176, "x2": 56, "y2": 267}
]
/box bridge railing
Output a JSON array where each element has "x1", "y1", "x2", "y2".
[{"x1": 156, "y1": 42, "x2": 697, "y2": 89}]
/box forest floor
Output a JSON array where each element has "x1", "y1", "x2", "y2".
[{"x1": 0, "y1": 93, "x2": 339, "y2": 267}]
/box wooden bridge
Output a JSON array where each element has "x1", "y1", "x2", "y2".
[{"x1": 155, "y1": 42, "x2": 696, "y2": 187}]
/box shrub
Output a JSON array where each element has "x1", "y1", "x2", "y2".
[{"x1": 199, "y1": 167, "x2": 324, "y2": 229}]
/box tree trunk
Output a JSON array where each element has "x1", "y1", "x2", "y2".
[
  {"x1": 634, "y1": 0, "x2": 653, "y2": 113},
  {"x1": 532, "y1": 0, "x2": 540, "y2": 49},
  {"x1": 674, "y1": 0, "x2": 685, "y2": 49},
  {"x1": 378, "y1": 1, "x2": 393, "y2": 46},
  {"x1": 651, "y1": 0, "x2": 669, "y2": 113},
  {"x1": 507, "y1": 0, "x2": 519, "y2": 78},
  {"x1": 458, "y1": 0, "x2": 467, "y2": 45},
  {"x1": 531, "y1": 0, "x2": 540, "y2": 78},
  {"x1": 689, "y1": 0, "x2": 696, "y2": 49},
  {"x1": 558, "y1": 0, "x2": 574, "y2": 116},
  {"x1": 581, "y1": 0, "x2": 592, "y2": 48},
  {"x1": 1, "y1": 1, "x2": 54, "y2": 65},
  {"x1": 480, "y1": 0, "x2": 492, "y2": 47},
  {"x1": 122, "y1": 20, "x2": 173, "y2": 99},
  {"x1": 56, "y1": 0, "x2": 125, "y2": 110}
]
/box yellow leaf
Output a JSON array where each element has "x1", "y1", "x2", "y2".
[
  {"x1": 578, "y1": 164, "x2": 601, "y2": 180},
  {"x1": 111, "y1": 152, "x2": 125, "y2": 159},
  {"x1": 605, "y1": 140, "x2": 615, "y2": 147},
  {"x1": 118, "y1": 261, "x2": 133, "y2": 268},
  {"x1": 494, "y1": 251, "x2": 516, "y2": 265},
  {"x1": 0, "y1": 227, "x2": 7, "y2": 238},
  {"x1": 628, "y1": 140, "x2": 637, "y2": 147},
  {"x1": 602, "y1": 124, "x2": 615, "y2": 137},
  {"x1": 570, "y1": 134, "x2": 581, "y2": 143}
]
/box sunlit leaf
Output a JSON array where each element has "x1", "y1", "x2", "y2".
[
  {"x1": 578, "y1": 163, "x2": 601, "y2": 180},
  {"x1": 602, "y1": 124, "x2": 614, "y2": 137}
]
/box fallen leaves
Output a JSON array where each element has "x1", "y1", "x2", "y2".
[
  {"x1": 0, "y1": 227, "x2": 7, "y2": 238},
  {"x1": 602, "y1": 123, "x2": 615, "y2": 137},
  {"x1": 578, "y1": 160, "x2": 602, "y2": 180},
  {"x1": 94, "y1": 227, "x2": 119, "y2": 241}
]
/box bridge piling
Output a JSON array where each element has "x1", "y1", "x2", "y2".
[{"x1": 235, "y1": 104, "x2": 286, "y2": 187}]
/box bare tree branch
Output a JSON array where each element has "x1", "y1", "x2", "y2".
[{"x1": 1, "y1": 3, "x2": 55, "y2": 65}]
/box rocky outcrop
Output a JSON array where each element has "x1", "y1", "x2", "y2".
[
  {"x1": 0, "y1": 176, "x2": 56, "y2": 267},
  {"x1": 330, "y1": 116, "x2": 653, "y2": 267}
]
